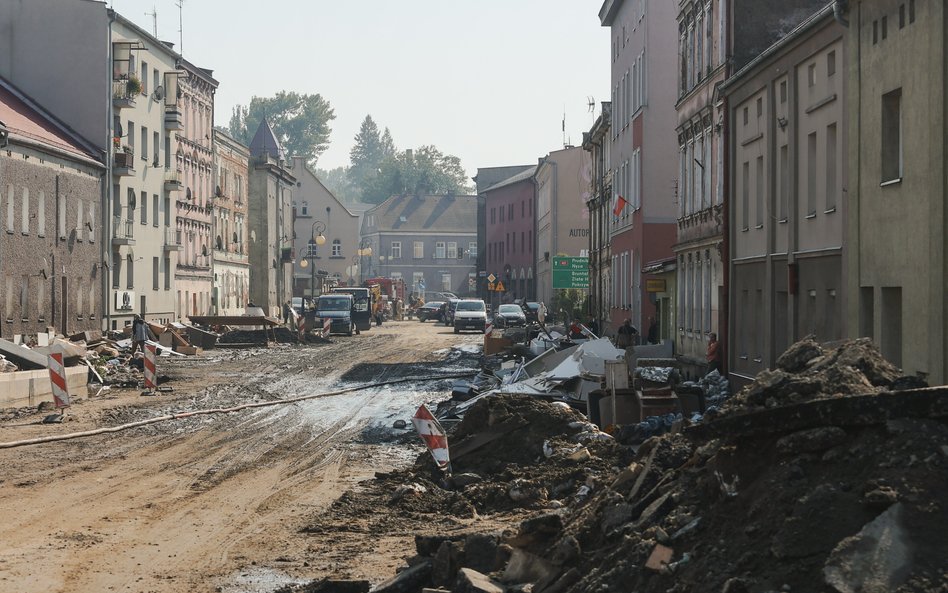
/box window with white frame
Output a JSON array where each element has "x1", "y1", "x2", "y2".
[
  {"x1": 447, "y1": 242, "x2": 457, "y2": 259},
  {"x1": 441, "y1": 273, "x2": 451, "y2": 291},
  {"x1": 435, "y1": 241, "x2": 446, "y2": 259},
  {"x1": 469, "y1": 242, "x2": 477, "y2": 259},
  {"x1": 413, "y1": 271, "x2": 425, "y2": 291},
  {"x1": 332, "y1": 239, "x2": 341, "y2": 257},
  {"x1": 306, "y1": 241, "x2": 319, "y2": 257},
  {"x1": 301, "y1": 201, "x2": 308, "y2": 216},
  {"x1": 413, "y1": 241, "x2": 424, "y2": 259},
  {"x1": 20, "y1": 188, "x2": 29, "y2": 235},
  {"x1": 391, "y1": 241, "x2": 401, "y2": 259}
]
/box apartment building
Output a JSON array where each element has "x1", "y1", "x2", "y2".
[
  {"x1": 482, "y1": 166, "x2": 536, "y2": 308},
  {"x1": 360, "y1": 195, "x2": 478, "y2": 297},
  {"x1": 724, "y1": 5, "x2": 848, "y2": 382},
  {"x1": 0, "y1": 77, "x2": 104, "y2": 339},
  {"x1": 582, "y1": 102, "x2": 613, "y2": 332},
  {"x1": 845, "y1": 0, "x2": 947, "y2": 383},
  {"x1": 289, "y1": 156, "x2": 360, "y2": 297},
  {"x1": 212, "y1": 129, "x2": 251, "y2": 316},
  {"x1": 599, "y1": 0, "x2": 679, "y2": 337},
  {"x1": 534, "y1": 146, "x2": 590, "y2": 311},
  {"x1": 174, "y1": 61, "x2": 218, "y2": 320},
  {"x1": 0, "y1": 2, "x2": 201, "y2": 329}
]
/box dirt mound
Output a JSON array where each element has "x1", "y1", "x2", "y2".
[
  {"x1": 723, "y1": 338, "x2": 904, "y2": 415},
  {"x1": 219, "y1": 327, "x2": 330, "y2": 345}
]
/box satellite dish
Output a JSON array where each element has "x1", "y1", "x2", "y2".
[
  {"x1": 153, "y1": 85, "x2": 165, "y2": 101},
  {"x1": 587, "y1": 96, "x2": 596, "y2": 113}
]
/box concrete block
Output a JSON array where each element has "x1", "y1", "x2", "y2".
[{"x1": 456, "y1": 568, "x2": 503, "y2": 593}]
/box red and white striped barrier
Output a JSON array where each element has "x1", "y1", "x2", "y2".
[
  {"x1": 412, "y1": 404, "x2": 451, "y2": 471},
  {"x1": 47, "y1": 352, "x2": 70, "y2": 409},
  {"x1": 484, "y1": 321, "x2": 494, "y2": 338},
  {"x1": 322, "y1": 317, "x2": 332, "y2": 338},
  {"x1": 143, "y1": 343, "x2": 158, "y2": 391}
]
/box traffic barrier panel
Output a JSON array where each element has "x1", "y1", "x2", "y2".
[{"x1": 47, "y1": 352, "x2": 70, "y2": 409}]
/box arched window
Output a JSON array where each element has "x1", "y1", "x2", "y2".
[
  {"x1": 301, "y1": 201, "x2": 309, "y2": 216},
  {"x1": 331, "y1": 238, "x2": 341, "y2": 257}
]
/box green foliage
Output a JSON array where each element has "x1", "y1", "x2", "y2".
[
  {"x1": 349, "y1": 115, "x2": 385, "y2": 193},
  {"x1": 554, "y1": 289, "x2": 589, "y2": 323},
  {"x1": 228, "y1": 91, "x2": 335, "y2": 167},
  {"x1": 361, "y1": 145, "x2": 473, "y2": 205}
]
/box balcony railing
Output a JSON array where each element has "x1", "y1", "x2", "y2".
[
  {"x1": 163, "y1": 227, "x2": 181, "y2": 251},
  {"x1": 113, "y1": 151, "x2": 135, "y2": 176},
  {"x1": 112, "y1": 216, "x2": 135, "y2": 245},
  {"x1": 164, "y1": 167, "x2": 183, "y2": 191},
  {"x1": 112, "y1": 80, "x2": 136, "y2": 108}
]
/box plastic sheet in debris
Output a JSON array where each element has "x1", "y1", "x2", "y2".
[
  {"x1": 529, "y1": 332, "x2": 565, "y2": 356},
  {"x1": 547, "y1": 338, "x2": 625, "y2": 381},
  {"x1": 523, "y1": 345, "x2": 578, "y2": 378},
  {"x1": 636, "y1": 366, "x2": 675, "y2": 384}
]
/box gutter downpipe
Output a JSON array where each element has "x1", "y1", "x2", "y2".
[
  {"x1": 721, "y1": 4, "x2": 732, "y2": 380},
  {"x1": 104, "y1": 10, "x2": 116, "y2": 334}
]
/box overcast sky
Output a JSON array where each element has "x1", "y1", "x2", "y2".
[{"x1": 110, "y1": 0, "x2": 609, "y2": 177}]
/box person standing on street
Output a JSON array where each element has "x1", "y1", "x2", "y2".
[
  {"x1": 707, "y1": 333, "x2": 722, "y2": 374},
  {"x1": 131, "y1": 315, "x2": 148, "y2": 355},
  {"x1": 616, "y1": 318, "x2": 638, "y2": 370},
  {"x1": 282, "y1": 300, "x2": 292, "y2": 325}
]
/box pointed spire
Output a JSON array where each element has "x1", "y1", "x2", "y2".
[{"x1": 249, "y1": 118, "x2": 285, "y2": 161}]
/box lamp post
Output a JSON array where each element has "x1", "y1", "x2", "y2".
[
  {"x1": 350, "y1": 255, "x2": 359, "y2": 285},
  {"x1": 357, "y1": 241, "x2": 372, "y2": 284},
  {"x1": 304, "y1": 221, "x2": 326, "y2": 300}
]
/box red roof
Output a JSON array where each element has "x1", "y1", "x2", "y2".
[{"x1": 0, "y1": 80, "x2": 100, "y2": 163}]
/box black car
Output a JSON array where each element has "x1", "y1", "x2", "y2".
[
  {"x1": 523, "y1": 301, "x2": 541, "y2": 323},
  {"x1": 416, "y1": 301, "x2": 445, "y2": 322},
  {"x1": 494, "y1": 303, "x2": 527, "y2": 327}
]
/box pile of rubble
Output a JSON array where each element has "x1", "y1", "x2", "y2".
[{"x1": 295, "y1": 338, "x2": 948, "y2": 593}]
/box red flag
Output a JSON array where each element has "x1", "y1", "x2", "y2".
[{"x1": 613, "y1": 194, "x2": 627, "y2": 217}]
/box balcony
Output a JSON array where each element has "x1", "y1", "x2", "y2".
[
  {"x1": 164, "y1": 168, "x2": 183, "y2": 192},
  {"x1": 113, "y1": 151, "x2": 135, "y2": 177},
  {"x1": 164, "y1": 108, "x2": 183, "y2": 130},
  {"x1": 112, "y1": 80, "x2": 137, "y2": 109},
  {"x1": 112, "y1": 216, "x2": 135, "y2": 246},
  {"x1": 163, "y1": 227, "x2": 181, "y2": 251}
]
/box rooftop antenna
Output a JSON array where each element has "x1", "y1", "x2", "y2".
[
  {"x1": 562, "y1": 106, "x2": 567, "y2": 148},
  {"x1": 175, "y1": 0, "x2": 185, "y2": 54},
  {"x1": 145, "y1": 6, "x2": 157, "y2": 37},
  {"x1": 587, "y1": 96, "x2": 597, "y2": 122}
]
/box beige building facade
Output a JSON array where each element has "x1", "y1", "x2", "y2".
[
  {"x1": 845, "y1": 0, "x2": 946, "y2": 383},
  {"x1": 726, "y1": 7, "x2": 848, "y2": 380},
  {"x1": 289, "y1": 157, "x2": 360, "y2": 297},
  {"x1": 212, "y1": 129, "x2": 251, "y2": 316}
]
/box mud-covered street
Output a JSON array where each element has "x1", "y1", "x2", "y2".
[{"x1": 0, "y1": 321, "x2": 481, "y2": 593}]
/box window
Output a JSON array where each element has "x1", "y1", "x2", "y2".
[
  {"x1": 413, "y1": 271, "x2": 425, "y2": 292},
  {"x1": 6, "y1": 185, "x2": 13, "y2": 233},
  {"x1": 141, "y1": 191, "x2": 147, "y2": 224},
  {"x1": 413, "y1": 241, "x2": 424, "y2": 259},
  {"x1": 153, "y1": 131, "x2": 159, "y2": 164},
  {"x1": 779, "y1": 145, "x2": 789, "y2": 221},
  {"x1": 447, "y1": 242, "x2": 457, "y2": 259},
  {"x1": 826, "y1": 123, "x2": 837, "y2": 211},
  {"x1": 827, "y1": 51, "x2": 836, "y2": 77},
  {"x1": 521, "y1": 201, "x2": 525, "y2": 217},
  {"x1": 127, "y1": 122, "x2": 135, "y2": 156},
  {"x1": 909, "y1": 0, "x2": 915, "y2": 23},
  {"x1": 37, "y1": 191, "x2": 45, "y2": 237},
  {"x1": 873, "y1": 20, "x2": 878, "y2": 44},
  {"x1": 500, "y1": 206, "x2": 504, "y2": 222},
  {"x1": 391, "y1": 241, "x2": 401, "y2": 259},
  {"x1": 742, "y1": 107, "x2": 748, "y2": 126},
  {"x1": 153, "y1": 194, "x2": 159, "y2": 227},
  {"x1": 20, "y1": 188, "x2": 28, "y2": 234},
  {"x1": 301, "y1": 201, "x2": 308, "y2": 216},
  {"x1": 882, "y1": 89, "x2": 903, "y2": 182},
  {"x1": 755, "y1": 156, "x2": 764, "y2": 227},
  {"x1": 76, "y1": 199, "x2": 83, "y2": 241},
  {"x1": 807, "y1": 63, "x2": 816, "y2": 87},
  {"x1": 164, "y1": 256, "x2": 171, "y2": 290},
  {"x1": 441, "y1": 273, "x2": 452, "y2": 292},
  {"x1": 508, "y1": 204, "x2": 513, "y2": 220},
  {"x1": 780, "y1": 80, "x2": 787, "y2": 104},
  {"x1": 164, "y1": 196, "x2": 171, "y2": 227},
  {"x1": 141, "y1": 61, "x2": 148, "y2": 94},
  {"x1": 435, "y1": 241, "x2": 446, "y2": 258},
  {"x1": 741, "y1": 161, "x2": 749, "y2": 230},
  {"x1": 469, "y1": 242, "x2": 477, "y2": 259},
  {"x1": 88, "y1": 202, "x2": 95, "y2": 242},
  {"x1": 126, "y1": 253, "x2": 134, "y2": 289},
  {"x1": 153, "y1": 257, "x2": 159, "y2": 290},
  {"x1": 331, "y1": 239, "x2": 341, "y2": 257},
  {"x1": 881, "y1": 16, "x2": 888, "y2": 40},
  {"x1": 306, "y1": 242, "x2": 318, "y2": 257},
  {"x1": 141, "y1": 126, "x2": 147, "y2": 161},
  {"x1": 807, "y1": 132, "x2": 818, "y2": 216}
]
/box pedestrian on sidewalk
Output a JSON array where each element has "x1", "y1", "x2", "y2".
[
  {"x1": 616, "y1": 318, "x2": 638, "y2": 370},
  {"x1": 282, "y1": 300, "x2": 292, "y2": 325},
  {"x1": 131, "y1": 314, "x2": 148, "y2": 355},
  {"x1": 707, "y1": 333, "x2": 722, "y2": 374}
]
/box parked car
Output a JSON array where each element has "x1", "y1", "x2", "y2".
[
  {"x1": 453, "y1": 299, "x2": 488, "y2": 333},
  {"x1": 416, "y1": 301, "x2": 445, "y2": 322},
  {"x1": 494, "y1": 303, "x2": 526, "y2": 327},
  {"x1": 443, "y1": 299, "x2": 461, "y2": 326},
  {"x1": 523, "y1": 301, "x2": 542, "y2": 323},
  {"x1": 316, "y1": 294, "x2": 355, "y2": 336}
]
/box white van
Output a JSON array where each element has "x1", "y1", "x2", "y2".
[{"x1": 453, "y1": 299, "x2": 487, "y2": 333}]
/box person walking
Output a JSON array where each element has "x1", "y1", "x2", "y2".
[
  {"x1": 616, "y1": 318, "x2": 638, "y2": 370},
  {"x1": 131, "y1": 315, "x2": 148, "y2": 355}
]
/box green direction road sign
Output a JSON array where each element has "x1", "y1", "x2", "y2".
[{"x1": 552, "y1": 257, "x2": 589, "y2": 289}]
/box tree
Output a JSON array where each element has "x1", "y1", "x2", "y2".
[
  {"x1": 228, "y1": 91, "x2": 335, "y2": 167},
  {"x1": 380, "y1": 127, "x2": 396, "y2": 159},
  {"x1": 361, "y1": 145, "x2": 473, "y2": 204},
  {"x1": 315, "y1": 166, "x2": 359, "y2": 204},
  {"x1": 348, "y1": 115, "x2": 384, "y2": 192}
]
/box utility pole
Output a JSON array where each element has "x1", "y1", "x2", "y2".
[
  {"x1": 175, "y1": 0, "x2": 184, "y2": 54},
  {"x1": 146, "y1": 6, "x2": 157, "y2": 37}
]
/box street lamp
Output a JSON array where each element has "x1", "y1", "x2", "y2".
[
  {"x1": 301, "y1": 221, "x2": 327, "y2": 300},
  {"x1": 357, "y1": 241, "x2": 372, "y2": 284},
  {"x1": 349, "y1": 255, "x2": 360, "y2": 285}
]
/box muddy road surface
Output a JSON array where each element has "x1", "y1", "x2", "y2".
[{"x1": 0, "y1": 321, "x2": 482, "y2": 593}]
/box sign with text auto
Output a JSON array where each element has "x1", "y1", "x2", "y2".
[{"x1": 552, "y1": 257, "x2": 589, "y2": 289}]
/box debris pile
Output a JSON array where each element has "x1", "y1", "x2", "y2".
[{"x1": 299, "y1": 338, "x2": 948, "y2": 593}]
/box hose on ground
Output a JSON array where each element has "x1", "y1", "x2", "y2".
[{"x1": 0, "y1": 371, "x2": 477, "y2": 450}]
